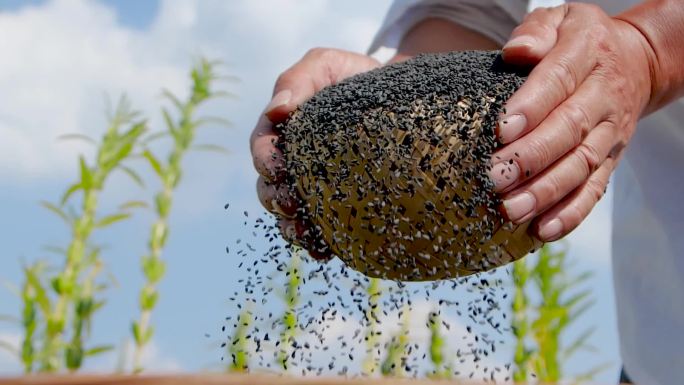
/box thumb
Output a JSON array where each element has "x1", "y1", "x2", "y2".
[{"x1": 503, "y1": 5, "x2": 568, "y2": 65}]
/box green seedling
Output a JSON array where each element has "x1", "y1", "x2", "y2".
[
  {"x1": 362, "y1": 278, "x2": 382, "y2": 376},
  {"x1": 37, "y1": 98, "x2": 146, "y2": 372},
  {"x1": 131, "y1": 58, "x2": 231, "y2": 373},
  {"x1": 277, "y1": 249, "x2": 301, "y2": 371}
]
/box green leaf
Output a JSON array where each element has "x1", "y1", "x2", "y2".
[
  {"x1": 559, "y1": 271, "x2": 593, "y2": 293},
  {"x1": 155, "y1": 193, "x2": 172, "y2": 218},
  {"x1": 194, "y1": 116, "x2": 233, "y2": 129},
  {"x1": 575, "y1": 362, "x2": 612, "y2": 382},
  {"x1": 119, "y1": 200, "x2": 149, "y2": 210},
  {"x1": 24, "y1": 267, "x2": 50, "y2": 314},
  {"x1": 95, "y1": 213, "x2": 131, "y2": 228},
  {"x1": 40, "y1": 201, "x2": 70, "y2": 224},
  {"x1": 118, "y1": 165, "x2": 145, "y2": 188},
  {"x1": 42, "y1": 245, "x2": 67, "y2": 256},
  {"x1": 79, "y1": 155, "x2": 93, "y2": 190},
  {"x1": 61, "y1": 183, "x2": 82, "y2": 206},
  {"x1": 142, "y1": 257, "x2": 166, "y2": 284},
  {"x1": 121, "y1": 121, "x2": 147, "y2": 145},
  {"x1": 161, "y1": 108, "x2": 177, "y2": 132},
  {"x1": 50, "y1": 274, "x2": 74, "y2": 297},
  {"x1": 85, "y1": 345, "x2": 114, "y2": 357},
  {"x1": 140, "y1": 288, "x2": 159, "y2": 311},
  {"x1": 563, "y1": 289, "x2": 592, "y2": 310},
  {"x1": 143, "y1": 150, "x2": 164, "y2": 178},
  {"x1": 142, "y1": 130, "x2": 169, "y2": 145},
  {"x1": 76, "y1": 298, "x2": 95, "y2": 317},
  {"x1": 132, "y1": 321, "x2": 143, "y2": 344},
  {"x1": 207, "y1": 90, "x2": 238, "y2": 101},
  {"x1": 57, "y1": 133, "x2": 96, "y2": 145},
  {"x1": 162, "y1": 89, "x2": 184, "y2": 111},
  {"x1": 0, "y1": 279, "x2": 20, "y2": 297},
  {"x1": 191, "y1": 144, "x2": 230, "y2": 155},
  {"x1": 131, "y1": 322, "x2": 153, "y2": 345},
  {"x1": 563, "y1": 327, "x2": 596, "y2": 360},
  {"x1": 566, "y1": 299, "x2": 596, "y2": 326},
  {"x1": 65, "y1": 344, "x2": 84, "y2": 370}
]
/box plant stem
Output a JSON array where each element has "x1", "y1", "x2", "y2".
[
  {"x1": 362, "y1": 278, "x2": 381, "y2": 376},
  {"x1": 278, "y1": 250, "x2": 301, "y2": 371},
  {"x1": 131, "y1": 59, "x2": 226, "y2": 372},
  {"x1": 132, "y1": 188, "x2": 171, "y2": 373},
  {"x1": 42, "y1": 188, "x2": 99, "y2": 372},
  {"x1": 427, "y1": 311, "x2": 448, "y2": 378},
  {"x1": 511, "y1": 258, "x2": 530, "y2": 382},
  {"x1": 20, "y1": 264, "x2": 41, "y2": 373},
  {"x1": 228, "y1": 310, "x2": 252, "y2": 372},
  {"x1": 380, "y1": 305, "x2": 410, "y2": 377}
]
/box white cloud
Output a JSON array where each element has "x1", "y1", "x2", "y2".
[
  {"x1": 0, "y1": 0, "x2": 386, "y2": 182},
  {"x1": 0, "y1": 0, "x2": 187, "y2": 181}
]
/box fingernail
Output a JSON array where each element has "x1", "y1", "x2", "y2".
[
  {"x1": 539, "y1": 218, "x2": 563, "y2": 241},
  {"x1": 503, "y1": 192, "x2": 536, "y2": 223},
  {"x1": 498, "y1": 114, "x2": 527, "y2": 143},
  {"x1": 504, "y1": 36, "x2": 536, "y2": 50},
  {"x1": 489, "y1": 159, "x2": 520, "y2": 191},
  {"x1": 266, "y1": 90, "x2": 291, "y2": 114}
]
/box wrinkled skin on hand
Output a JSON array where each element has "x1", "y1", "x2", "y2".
[
  {"x1": 490, "y1": 3, "x2": 654, "y2": 242},
  {"x1": 249, "y1": 48, "x2": 380, "y2": 259},
  {"x1": 250, "y1": 2, "x2": 660, "y2": 257}
]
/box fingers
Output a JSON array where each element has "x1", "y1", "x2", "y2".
[
  {"x1": 266, "y1": 48, "x2": 380, "y2": 123},
  {"x1": 491, "y1": 76, "x2": 613, "y2": 192},
  {"x1": 502, "y1": 5, "x2": 567, "y2": 65},
  {"x1": 250, "y1": 115, "x2": 285, "y2": 182},
  {"x1": 277, "y1": 217, "x2": 332, "y2": 261},
  {"x1": 532, "y1": 156, "x2": 615, "y2": 242},
  {"x1": 501, "y1": 120, "x2": 616, "y2": 223},
  {"x1": 256, "y1": 176, "x2": 297, "y2": 218},
  {"x1": 251, "y1": 49, "x2": 381, "y2": 183},
  {"x1": 499, "y1": 5, "x2": 599, "y2": 144}
]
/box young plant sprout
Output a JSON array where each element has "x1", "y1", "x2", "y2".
[
  {"x1": 38, "y1": 98, "x2": 147, "y2": 372},
  {"x1": 277, "y1": 248, "x2": 302, "y2": 371},
  {"x1": 361, "y1": 278, "x2": 381, "y2": 376},
  {"x1": 380, "y1": 305, "x2": 410, "y2": 377},
  {"x1": 131, "y1": 58, "x2": 231, "y2": 373},
  {"x1": 228, "y1": 309, "x2": 252, "y2": 372},
  {"x1": 512, "y1": 244, "x2": 603, "y2": 381},
  {"x1": 427, "y1": 310, "x2": 451, "y2": 379}
]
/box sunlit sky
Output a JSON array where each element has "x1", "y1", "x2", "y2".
[{"x1": 0, "y1": 0, "x2": 618, "y2": 382}]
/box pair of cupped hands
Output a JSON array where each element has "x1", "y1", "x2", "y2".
[{"x1": 250, "y1": 4, "x2": 655, "y2": 259}]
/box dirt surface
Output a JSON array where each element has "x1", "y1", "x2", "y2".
[{"x1": 0, "y1": 374, "x2": 625, "y2": 385}]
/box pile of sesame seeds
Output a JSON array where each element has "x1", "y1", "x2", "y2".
[{"x1": 279, "y1": 51, "x2": 538, "y2": 281}]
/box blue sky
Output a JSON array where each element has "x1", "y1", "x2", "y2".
[{"x1": 0, "y1": 0, "x2": 619, "y2": 382}]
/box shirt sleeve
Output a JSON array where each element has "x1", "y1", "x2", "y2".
[{"x1": 368, "y1": 0, "x2": 529, "y2": 60}]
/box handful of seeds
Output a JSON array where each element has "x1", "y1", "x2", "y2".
[{"x1": 280, "y1": 51, "x2": 541, "y2": 281}]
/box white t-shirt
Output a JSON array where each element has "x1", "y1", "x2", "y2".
[{"x1": 368, "y1": 1, "x2": 684, "y2": 384}]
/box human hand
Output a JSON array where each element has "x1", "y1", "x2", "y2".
[
  {"x1": 489, "y1": 3, "x2": 655, "y2": 242},
  {"x1": 250, "y1": 48, "x2": 381, "y2": 258}
]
